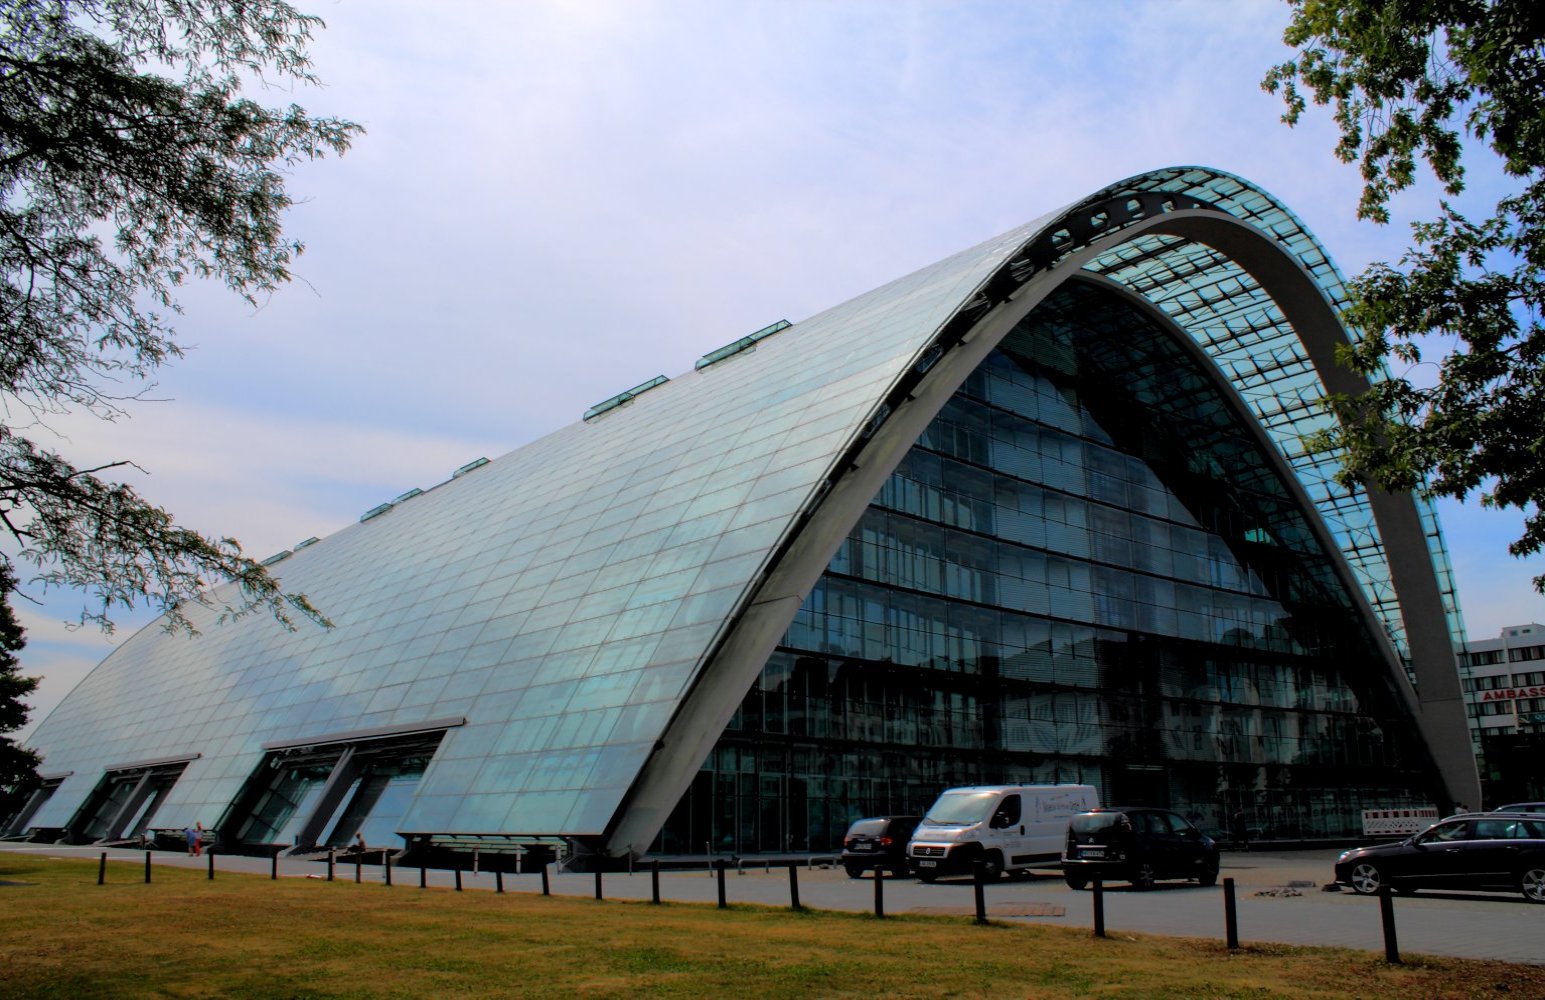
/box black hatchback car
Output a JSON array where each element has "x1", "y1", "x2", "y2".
[
  {"x1": 1061, "y1": 807, "x2": 1220, "y2": 890},
  {"x1": 841, "y1": 816, "x2": 920, "y2": 878},
  {"x1": 1334, "y1": 812, "x2": 1545, "y2": 902}
]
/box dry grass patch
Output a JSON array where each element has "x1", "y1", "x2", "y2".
[{"x1": 0, "y1": 855, "x2": 1540, "y2": 998}]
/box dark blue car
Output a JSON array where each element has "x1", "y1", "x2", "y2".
[{"x1": 1334, "y1": 812, "x2": 1545, "y2": 903}]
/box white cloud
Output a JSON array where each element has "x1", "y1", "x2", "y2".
[{"x1": 24, "y1": 400, "x2": 507, "y2": 558}]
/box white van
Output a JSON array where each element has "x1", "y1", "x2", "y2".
[{"x1": 908, "y1": 784, "x2": 1098, "y2": 880}]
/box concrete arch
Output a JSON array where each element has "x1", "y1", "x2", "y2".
[{"x1": 606, "y1": 205, "x2": 1478, "y2": 856}]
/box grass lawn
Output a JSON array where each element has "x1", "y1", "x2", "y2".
[{"x1": 1, "y1": 855, "x2": 1541, "y2": 998}]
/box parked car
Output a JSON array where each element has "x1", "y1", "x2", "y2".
[
  {"x1": 840, "y1": 816, "x2": 920, "y2": 878},
  {"x1": 908, "y1": 784, "x2": 1097, "y2": 881},
  {"x1": 1334, "y1": 811, "x2": 1545, "y2": 903},
  {"x1": 1061, "y1": 806, "x2": 1220, "y2": 890}
]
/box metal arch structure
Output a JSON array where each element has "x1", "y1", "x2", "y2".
[{"x1": 607, "y1": 169, "x2": 1479, "y2": 856}]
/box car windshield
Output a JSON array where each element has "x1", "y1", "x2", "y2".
[{"x1": 924, "y1": 792, "x2": 996, "y2": 825}]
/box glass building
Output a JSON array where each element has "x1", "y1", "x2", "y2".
[{"x1": 9, "y1": 167, "x2": 1478, "y2": 861}]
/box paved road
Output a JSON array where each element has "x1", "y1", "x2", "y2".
[{"x1": 6, "y1": 844, "x2": 1541, "y2": 965}]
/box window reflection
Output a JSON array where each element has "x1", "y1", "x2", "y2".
[{"x1": 657, "y1": 280, "x2": 1436, "y2": 856}]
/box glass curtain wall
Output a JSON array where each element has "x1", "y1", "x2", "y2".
[
  {"x1": 226, "y1": 732, "x2": 441, "y2": 851},
  {"x1": 65, "y1": 762, "x2": 188, "y2": 843},
  {"x1": 655, "y1": 280, "x2": 1438, "y2": 855},
  {"x1": 1, "y1": 777, "x2": 63, "y2": 836}
]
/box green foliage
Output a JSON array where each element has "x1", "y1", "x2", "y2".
[
  {"x1": 0, "y1": 1, "x2": 358, "y2": 632},
  {"x1": 0, "y1": 564, "x2": 40, "y2": 791},
  {"x1": 1263, "y1": 0, "x2": 1545, "y2": 588}
]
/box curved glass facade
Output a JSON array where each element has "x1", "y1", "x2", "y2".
[
  {"x1": 1080, "y1": 168, "x2": 1467, "y2": 664},
  {"x1": 659, "y1": 281, "x2": 1434, "y2": 854},
  {"x1": 14, "y1": 167, "x2": 1473, "y2": 859}
]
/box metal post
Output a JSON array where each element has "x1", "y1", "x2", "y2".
[
  {"x1": 454, "y1": 867, "x2": 463, "y2": 891},
  {"x1": 972, "y1": 861, "x2": 987, "y2": 925},
  {"x1": 1223, "y1": 877, "x2": 1239, "y2": 950},
  {"x1": 354, "y1": 853, "x2": 362, "y2": 884},
  {"x1": 419, "y1": 864, "x2": 427, "y2": 889},
  {"x1": 540, "y1": 864, "x2": 550, "y2": 896},
  {"x1": 594, "y1": 870, "x2": 603, "y2": 900},
  {"x1": 1092, "y1": 876, "x2": 1105, "y2": 938},
  {"x1": 207, "y1": 850, "x2": 214, "y2": 880},
  {"x1": 98, "y1": 852, "x2": 107, "y2": 886},
  {"x1": 716, "y1": 858, "x2": 727, "y2": 909},
  {"x1": 493, "y1": 868, "x2": 502, "y2": 893},
  {"x1": 270, "y1": 846, "x2": 279, "y2": 880},
  {"x1": 873, "y1": 867, "x2": 885, "y2": 919},
  {"x1": 788, "y1": 861, "x2": 801, "y2": 911},
  {"x1": 144, "y1": 850, "x2": 152, "y2": 884},
  {"x1": 651, "y1": 859, "x2": 661, "y2": 904},
  {"x1": 327, "y1": 848, "x2": 335, "y2": 882},
  {"x1": 385, "y1": 853, "x2": 393, "y2": 887},
  {"x1": 1379, "y1": 887, "x2": 1401, "y2": 964}
]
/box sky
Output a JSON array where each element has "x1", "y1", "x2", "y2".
[{"x1": 12, "y1": 0, "x2": 1544, "y2": 737}]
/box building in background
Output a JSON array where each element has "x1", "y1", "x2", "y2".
[
  {"x1": 1463, "y1": 624, "x2": 1545, "y2": 806},
  {"x1": 6, "y1": 167, "x2": 1478, "y2": 862}
]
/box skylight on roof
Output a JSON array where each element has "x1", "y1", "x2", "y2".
[
  {"x1": 583, "y1": 375, "x2": 670, "y2": 422},
  {"x1": 695, "y1": 319, "x2": 792, "y2": 371}
]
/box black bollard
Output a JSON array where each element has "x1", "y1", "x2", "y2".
[
  {"x1": 873, "y1": 867, "x2": 885, "y2": 919},
  {"x1": 715, "y1": 859, "x2": 727, "y2": 908},
  {"x1": 270, "y1": 846, "x2": 279, "y2": 881},
  {"x1": 651, "y1": 859, "x2": 661, "y2": 905},
  {"x1": 1092, "y1": 876, "x2": 1105, "y2": 938},
  {"x1": 594, "y1": 870, "x2": 603, "y2": 900},
  {"x1": 973, "y1": 861, "x2": 987, "y2": 925},
  {"x1": 1379, "y1": 887, "x2": 1401, "y2": 964},
  {"x1": 495, "y1": 869, "x2": 503, "y2": 894},
  {"x1": 788, "y1": 861, "x2": 801, "y2": 911},
  {"x1": 454, "y1": 867, "x2": 463, "y2": 891},
  {"x1": 541, "y1": 864, "x2": 550, "y2": 896},
  {"x1": 327, "y1": 848, "x2": 335, "y2": 882},
  {"x1": 1223, "y1": 877, "x2": 1239, "y2": 950},
  {"x1": 385, "y1": 853, "x2": 393, "y2": 887},
  {"x1": 355, "y1": 853, "x2": 362, "y2": 884},
  {"x1": 98, "y1": 851, "x2": 107, "y2": 886},
  {"x1": 207, "y1": 850, "x2": 215, "y2": 880},
  {"x1": 419, "y1": 864, "x2": 427, "y2": 889},
  {"x1": 144, "y1": 850, "x2": 152, "y2": 884}
]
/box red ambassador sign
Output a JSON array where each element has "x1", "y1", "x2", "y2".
[{"x1": 1480, "y1": 685, "x2": 1545, "y2": 702}]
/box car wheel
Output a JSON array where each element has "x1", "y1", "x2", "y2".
[
  {"x1": 980, "y1": 850, "x2": 1004, "y2": 880},
  {"x1": 1197, "y1": 860, "x2": 1219, "y2": 887},
  {"x1": 1131, "y1": 862, "x2": 1157, "y2": 891},
  {"x1": 844, "y1": 864, "x2": 865, "y2": 879},
  {"x1": 1064, "y1": 874, "x2": 1088, "y2": 890},
  {"x1": 1521, "y1": 866, "x2": 1545, "y2": 903},
  {"x1": 1348, "y1": 862, "x2": 1383, "y2": 895}
]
